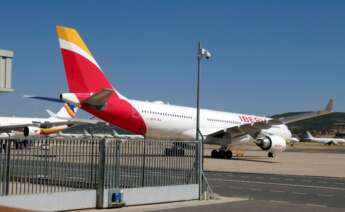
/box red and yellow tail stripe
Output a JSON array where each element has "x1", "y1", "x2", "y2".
[{"x1": 56, "y1": 26, "x2": 101, "y2": 70}]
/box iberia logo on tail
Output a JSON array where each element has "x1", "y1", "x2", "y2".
[
  {"x1": 56, "y1": 26, "x2": 114, "y2": 93},
  {"x1": 56, "y1": 26, "x2": 147, "y2": 135}
]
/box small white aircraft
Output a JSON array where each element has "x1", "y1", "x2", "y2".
[
  {"x1": 305, "y1": 131, "x2": 345, "y2": 145},
  {"x1": 0, "y1": 103, "x2": 96, "y2": 137}
]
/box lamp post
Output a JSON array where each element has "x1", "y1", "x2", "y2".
[
  {"x1": 196, "y1": 42, "x2": 211, "y2": 141},
  {"x1": 195, "y1": 42, "x2": 211, "y2": 199},
  {"x1": 196, "y1": 42, "x2": 201, "y2": 142}
]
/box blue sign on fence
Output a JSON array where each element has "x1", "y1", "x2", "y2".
[
  {"x1": 111, "y1": 192, "x2": 122, "y2": 203},
  {"x1": 109, "y1": 189, "x2": 125, "y2": 207}
]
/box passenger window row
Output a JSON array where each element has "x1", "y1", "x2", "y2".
[
  {"x1": 142, "y1": 110, "x2": 192, "y2": 119},
  {"x1": 207, "y1": 118, "x2": 240, "y2": 125}
]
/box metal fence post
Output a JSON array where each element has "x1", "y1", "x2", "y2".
[
  {"x1": 96, "y1": 139, "x2": 106, "y2": 209},
  {"x1": 114, "y1": 140, "x2": 120, "y2": 188},
  {"x1": 5, "y1": 139, "x2": 11, "y2": 195},
  {"x1": 44, "y1": 139, "x2": 49, "y2": 178},
  {"x1": 90, "y1": 135, "x2": 95, "y2": 187},
  {"x1": 141, "y1": 140, "x2": 146, "y2": 187},
  {"x1": 197, "y1": 141, "x2": 202, "y2": 200}
]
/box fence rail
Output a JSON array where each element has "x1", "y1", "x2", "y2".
[{"x1": 0, "y1": 137, "x2": 198, "y2": 196}]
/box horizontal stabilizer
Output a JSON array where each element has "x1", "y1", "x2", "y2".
[
  {"x1": 24, "y1": 95, "x2": 63, "y2": 103},
  {"x1": 83, "y1": 88, "x2": 113, "y2": 110}
]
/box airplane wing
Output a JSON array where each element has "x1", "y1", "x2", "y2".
[
  {"x1": 0, "y1": 118, "x2": 98, "y2": 133},
  {"x1": 23, "y1": 95, "x2": 64, "y2": 103},
  {"x1": 273, "y1": 99, "x2": 333, "y2": 124},
  {"x1": 41, "y1": 118, "x2": 99, "y2": 126},
  {"x1": 47, "y1": 110, "x2": 99, "y2": 124},
  {"x1": 204, "y1": 99, "x2": 333, "y2": 142},
  {"x1": 0, "y1": 124, "x2": 40, "y2": 131}
]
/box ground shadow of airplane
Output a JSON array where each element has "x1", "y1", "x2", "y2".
[{"x1": 204, "y1": 155, "x2": 279, "y2": 164}]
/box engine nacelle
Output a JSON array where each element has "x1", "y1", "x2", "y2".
[
  {"x1": 255, "y1": 135, "x2": 286, "y2": 153},
  {"x1": 23, "y1": 126, "x2": 41, "y2": 137},
  {"x1": 60, "y1": 93, "x2": 80, "y2": 106}
]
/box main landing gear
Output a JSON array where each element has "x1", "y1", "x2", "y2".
[
  {"x1": 268, "y1": 152, "x2": 275, "y2": 158},
  {"x1": 164, "y1": 142, "x2": 185, "y2": 156},
  {"x1": 15, "y1": 140, "x2": 29, "y2": 149},
  {"x1": 211, "y1": 146, "x2": 233, "y2": 159}
]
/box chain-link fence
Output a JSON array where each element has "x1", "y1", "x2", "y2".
[{"x1": 0, "y1": 137, "x2": 199, "y2": 196}]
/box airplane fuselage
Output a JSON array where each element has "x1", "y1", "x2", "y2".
[
  {"x1": 132, "y1": 100, "x2": 293, "y2": 143},
  {"x1": 79, "y1": 94, "x2": 293, "y2": 145}
]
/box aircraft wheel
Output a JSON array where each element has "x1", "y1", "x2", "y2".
[
  {"x1": 225, "y1": 150, "x2": 233, "y2": 159},
  {"x1": 211, "y1": 150, "x2": 218, "y2": 158},
  {"x1": 268, "y1": 152, "x2": 274, "y2": 158},
  {"x1": 219, "y1": 149, "x2": 226, "y2": 159}
]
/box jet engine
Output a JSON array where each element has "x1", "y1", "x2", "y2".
[
  {"x1": 23, "y1": 126, "x2": 41, "y2": 137},
  {"x1": 255, "y1": 135, "x2": 286, "y2": 153}
]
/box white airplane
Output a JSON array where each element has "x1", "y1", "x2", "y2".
[
  {"x1": 28, "y1": 26, "x2": 334, "y2": 159},
  {"x1": 305, "y1": 131, "x2": 345, "y2": 145},
  {"x1": 0, "y1": 103, "x2": 95, "y2": 138}
]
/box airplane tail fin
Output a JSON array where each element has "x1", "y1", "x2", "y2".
[
  {"x1": 306, "y1": 131, "x2": 314, "y2": 139},
  {"x1": 112, "y1": 130, "x2": 119, "y2": 136},
  {"x1": 49, "y1": 103, "x2": 78, "y2": 119},
  {"x1": 56, "y1": 26, "x2": 116, "y2": 94}
]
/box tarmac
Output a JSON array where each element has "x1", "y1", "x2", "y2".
[
  {"x1": 204, "y1": 143, "x2": 345, "y2": 178},
  {"x1": 207, "y1": 171, "x2": 345, "y2": 208}
]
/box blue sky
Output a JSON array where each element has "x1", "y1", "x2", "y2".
[{"x1": 1, "y1": 0, "x2": 345, "y2": 117}]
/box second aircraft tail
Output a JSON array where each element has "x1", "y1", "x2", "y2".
[{"x1": 305, "y1": 131, "x2": 314, "y2": 139}]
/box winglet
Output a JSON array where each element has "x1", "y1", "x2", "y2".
[
  {"x1": 305, "y1": 131, "x2": 314, "y2": 139},
  {"x1": 46, "y1": 109, "x2": 56, "y2": 117},
  {"x1": 318, "y1": 98, "x2": 333, "y2": 116},
  {"x1": 112, "y1": 130, "x2": 119, "y2": 136},
  {"x1": 324, "y1": 98, "x2": 333, "y2": 113}
]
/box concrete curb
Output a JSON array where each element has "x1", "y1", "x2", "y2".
[{"x1": 78, "y1": 196, "x2": 247, "y2": 212}]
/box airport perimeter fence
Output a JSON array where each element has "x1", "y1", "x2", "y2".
[{"x1": 0, "y1": 137, "x2": 199, "y2": 196}]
